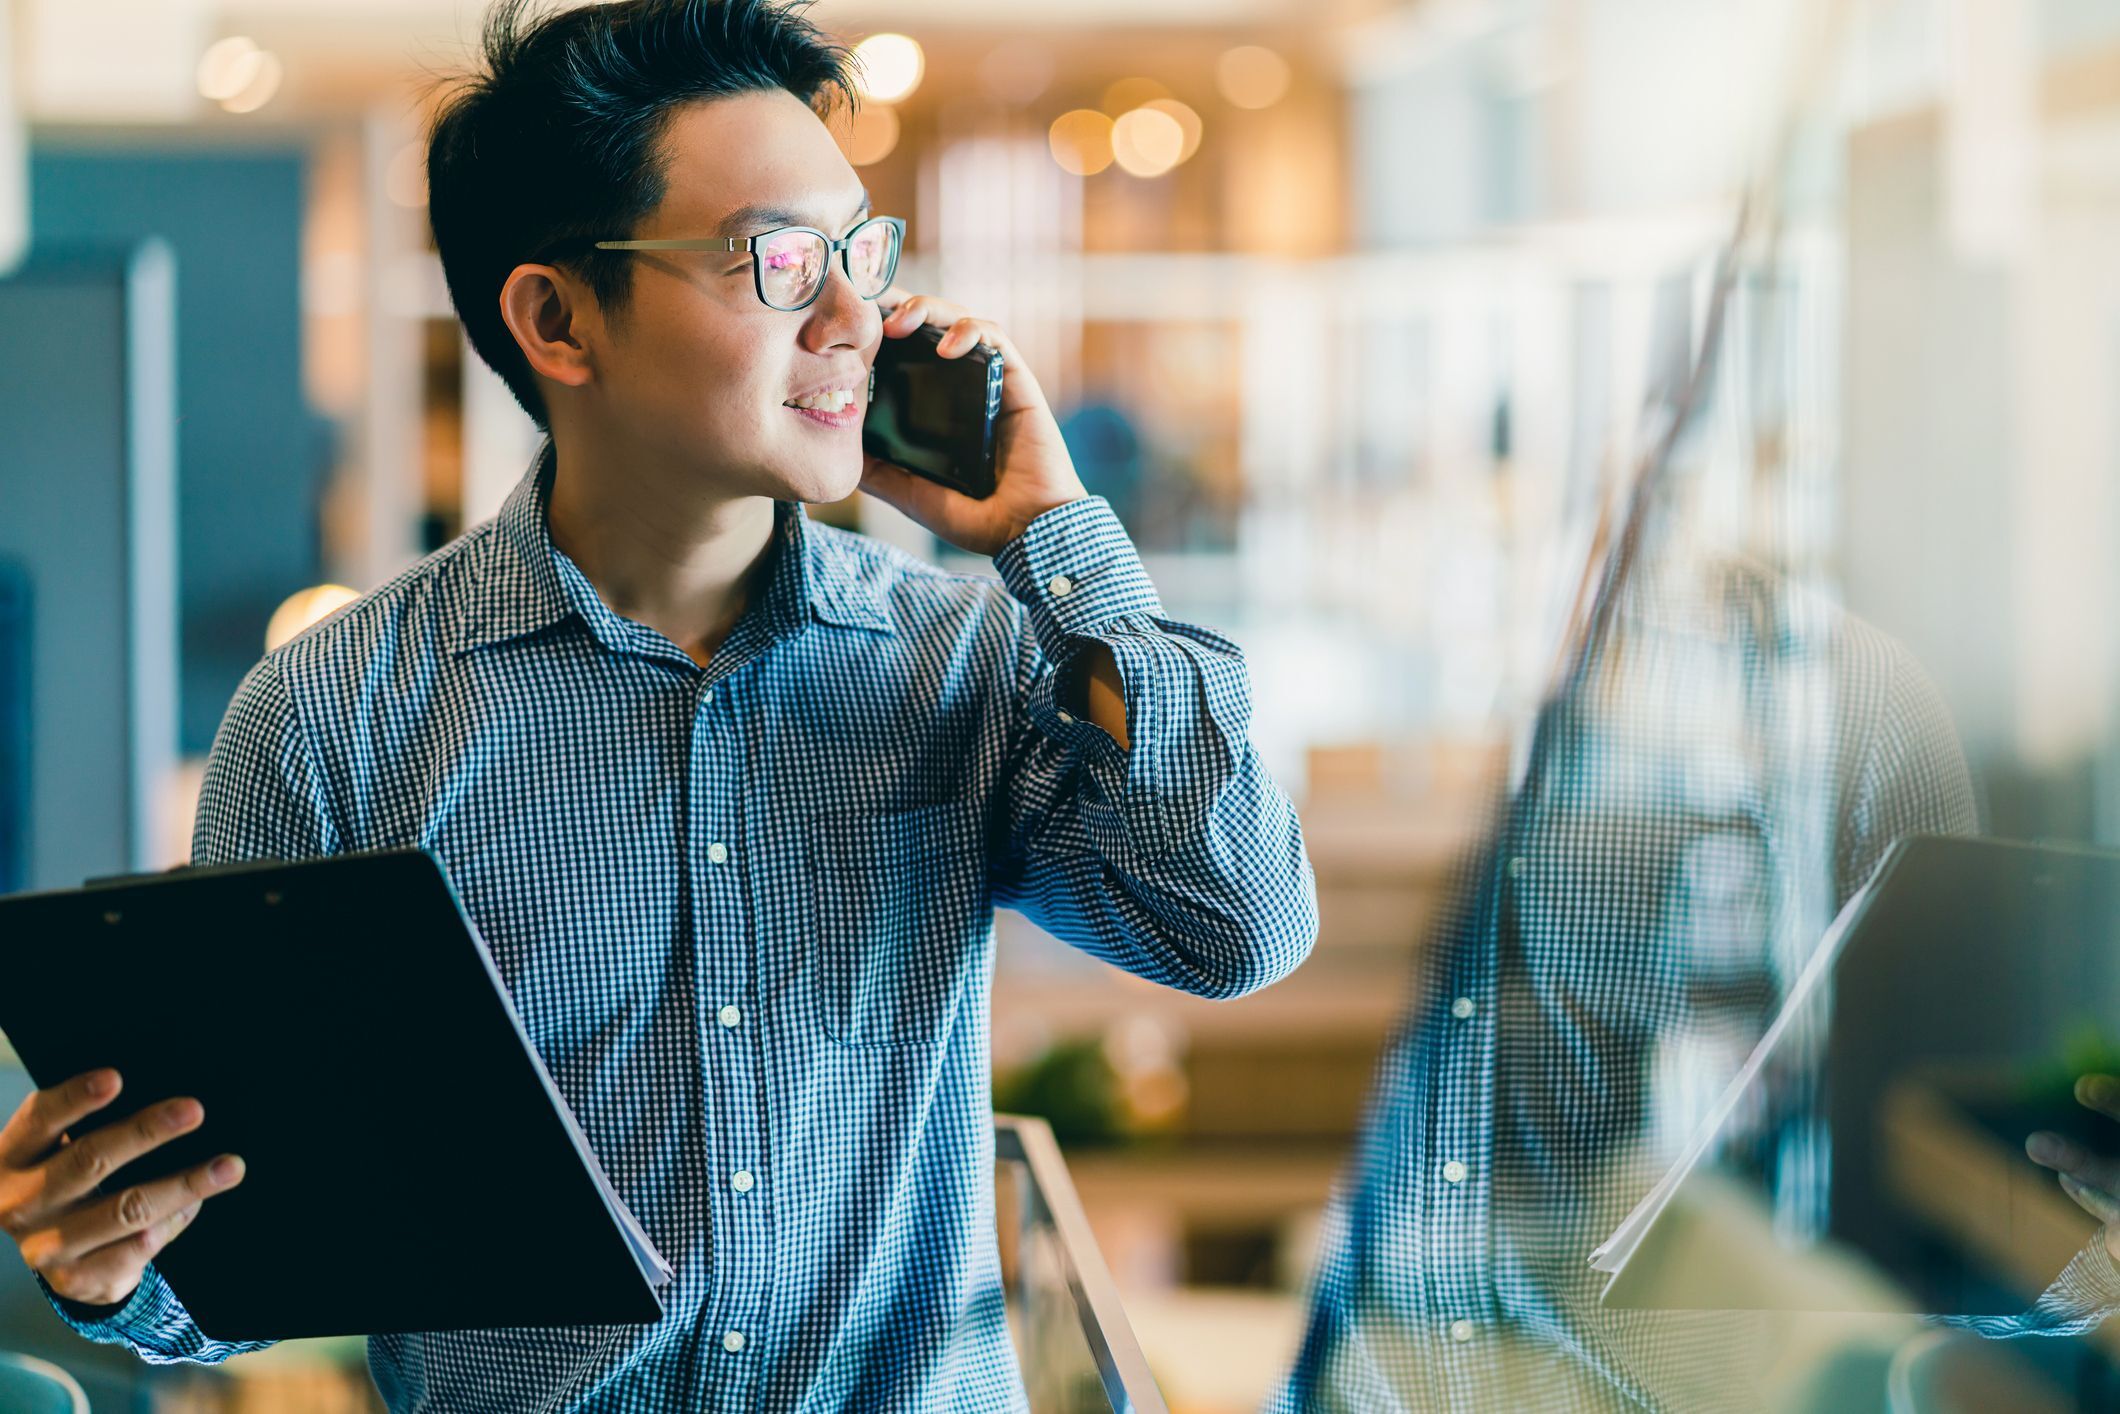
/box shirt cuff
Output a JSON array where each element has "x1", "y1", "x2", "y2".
[
  {"x1": 38, "y1": 1263, "x2": 176, "y2": 1345},
  {"x1": 993, "y1": 497, "x2": 1164, "y2": 666}
]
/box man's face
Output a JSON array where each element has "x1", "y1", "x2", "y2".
[{"x1": 580, "y1": 89, "x2": 881, "y2": 504}]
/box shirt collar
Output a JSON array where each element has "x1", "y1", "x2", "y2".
[{"x1": 453, "y1": 442, "x2": 892, "y2": 657}]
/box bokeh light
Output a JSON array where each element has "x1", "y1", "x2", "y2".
[
  {"x1": 265, "y1": 585, "x2": 360, "y2": 651},
  {"x1": 1112, "y1": 107, "x2": 1185, "y2": 178},
  {"x1": 1143, "y1": 97, "x2": 1204, "y2": 164},
  {"x1": 1216, "y1": 44, "x2": 1291, "y2": 110},
  {"x1": 1047, "y1": 109, "x2": 1115, "y2": 177},
  {"x1": 219, "y1": 51, "x2": 283, "y2": 114},
  {"x1": 842, "y1": 105, "x2": 901, "y2": 167},
  {"x1": 196, "y1": 37, "x2": 264, "y2": 102},
  {"x1": 977, "y1": 42, "x2": 1053, "y2": 106},
  {"x1": 852, "y1": 33, "x2": 924, "y2": 105}
]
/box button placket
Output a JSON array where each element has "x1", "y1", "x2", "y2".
[{"x1": 693, "y1": 698, "x2": 765, "y2": 1381}]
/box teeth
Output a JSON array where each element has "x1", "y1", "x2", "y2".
[{"x1": 786, "y1": 388, "x2": 856, "y2": 412}]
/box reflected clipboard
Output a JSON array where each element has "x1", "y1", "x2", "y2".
[
  {"x1": 0, "y1": 847, "x2": 672, "y2": 1340},
  {"x1": 1594, "y1": 835, "x2": 2120, "y2": 1314}
]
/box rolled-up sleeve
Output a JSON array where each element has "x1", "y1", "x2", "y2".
[
  {"x1": 38, "y1": 653, "x2": 333, "y2": 1363},
  {"x1": 988, "y1": 495, "x2": 1318, "y2": 998}
]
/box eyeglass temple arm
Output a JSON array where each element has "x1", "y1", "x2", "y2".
[{"x1": 591, "y1": 238, "x2": 748, "y2": 252}]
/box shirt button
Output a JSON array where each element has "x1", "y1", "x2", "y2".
[
  {"x1": 1506, "y1": 855, "x2": 1526, "y2": 880},
  {"x1": 703, "y1": 688, "x2": 716, "y2": 705},
  {"x1": 722, "y1": 1330, "x2": 746, "y2": 1353},
  {"x1": 1047, "y1": 573, "x2": 1075, "y2": 598},
  {"x1": 1057, "y1": 710, "x2": 1075, "y2": 726},
  {"x1": 1451, "y1": 997, "x2": 1477, "y2": 1020},
  {"x1": 1442, "y1": 1160, "x2": 1468, "y2": 1184},
  {"x1": 717, "y1": 1004, "x2": 743, "y2": 1029},
  {"x1": 731, "y1": 1170, "x2": 755, "y2": 1193},
  {"x1": 1449, "y1": 1319, "x2": 1475, "y2": 1344},
  {"x1": 707, "y1": 842, "x2": 728, "y2": 865}
]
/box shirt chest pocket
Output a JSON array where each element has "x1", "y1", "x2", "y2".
[{"x1": 811, "y1": 800, "x2": 991, "y2": 1047}]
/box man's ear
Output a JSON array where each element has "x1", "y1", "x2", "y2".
[{"x1": 498, "y1": 263, "x2": 596, "y2": 393}]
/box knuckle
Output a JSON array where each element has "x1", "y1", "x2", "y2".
[
  {"x1": 71, "y1": 1144, "x2": 113, "y2": 1187},
  {"x1": 116, "y1": 1186, "x2": 154, "y2": 1229}
]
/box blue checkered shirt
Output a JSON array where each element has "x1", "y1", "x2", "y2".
[
  {"x1": 1276, "y1": 559, "x2": 1980, "y2": 1411},
  {"x1": 45, "y1": 446, "x2": 1318, "y2": 1411}
]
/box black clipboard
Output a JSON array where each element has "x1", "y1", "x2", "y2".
[
  {"x1": 0, "y1": 847, "x2": 672, "y2": 1340},
  {"x1": 1596, "y1": 835, "x2": 2120, "y2": 1314}
]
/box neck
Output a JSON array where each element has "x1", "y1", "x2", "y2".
[{"x1": 541, "y1": 431, "x2": 780, "y2": 668}]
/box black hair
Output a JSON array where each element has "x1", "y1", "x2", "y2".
[{"x1": 426, "y1": 0, "x2": 858, "y2": 426}]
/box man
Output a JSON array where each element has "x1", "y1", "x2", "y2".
[{"x1": 0, "y1": 1, "x2": 1317, "y2": 1406}]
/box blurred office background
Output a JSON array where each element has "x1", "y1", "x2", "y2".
[{"x1": 7, "y1": 0, "x2": 2120, "y2": 1409}]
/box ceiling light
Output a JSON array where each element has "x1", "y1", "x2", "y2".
[
  {"x1": 196, "y1": 36, "x2": 262, "y2": 103},
  {"x1": 219, "y1": 50, "x2": 282, "y2": 114},
  {"x1": 1143, "y1": 98, "x2": 1203, "y2": 164},
  {"x1": 1216, "y1": 45, "x2": 1291, "y2": 110},
  {"x1": 852, "y1": 34, "x2": 924, "y2": 104},
  {"x1": 265, "y1": 585, "x2": 360, "y2": 652},
  {"x1": 1112, "y1": 107, "x2": 1184, "y2": 178},
  {"x1": 844, "y1": 105, "x2": 900, "y2": 167},
  {"x1": 1047, "y1": 109, "x2": 1115, "y2": 177}
]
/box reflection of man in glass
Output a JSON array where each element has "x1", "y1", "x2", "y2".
[
  {"x1": 1276, "y1": 258, "x2": 1981, "y2": 1405},
  {"x1": 1283, "y1": 557, "x2": 1977, "y2": 1410}
]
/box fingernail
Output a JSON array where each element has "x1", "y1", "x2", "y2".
[
  {"x1": 2082, "y1": 1075, "x2": 2120, "y2": 1106},
  {"x1": 85, "y1": 1071, "x2": 115, "y2": 1098},
  {"x1": 166, "y1": 1099, "x2": 202, "y2": 1130},
  {"x1": 2028, "y1": 1131, "x2": 2065, "y2": 1164},
  {"x1": 211, "y1": 1155, "x2": 244, "y2": 1185}
]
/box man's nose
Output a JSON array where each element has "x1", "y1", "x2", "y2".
[{"x1": 802, "y1": 262, "x2": 876, "y2": 350}]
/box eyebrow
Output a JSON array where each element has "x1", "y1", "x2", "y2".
[{"x1": 714, "y1": 188, "x2": 872, "y2": 239}]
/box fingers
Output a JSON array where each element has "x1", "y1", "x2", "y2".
[
  {"x1": 2027, "y1": 1130, "x2": 2120, "y2": 1196},
  {"x1": 20, "y1": 1153, "x2": 244, "y2": 1271},
  {"x1": 2061, "y1": 1173, "x2": 2120, "y2": 1225},
  {"x1": 41, "y1": 1200, "x2": 204, "y2": 1310},
  {"x1": 0, "y1": 1070, "x2": 121, "y2": 1169},
  {"x1": 2080, "y1": 1074, "x2": 2120, "y2": 1121},
  {"x1": 859, "y1": 457, "x2": 965, "y2": 523},
  {"x1": 36, "y1": 1097, "x2": 204, "y2": 1214}
]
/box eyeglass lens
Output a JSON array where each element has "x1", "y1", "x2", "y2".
[{"x1": 756, "y1": 219, "x2": 899, "y2": 310}]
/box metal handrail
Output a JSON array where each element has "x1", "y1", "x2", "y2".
[{"x1": 994, "y1": 1114, "x2": 1169, "y2": 1414}]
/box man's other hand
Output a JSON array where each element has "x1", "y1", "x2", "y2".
[{"x1": 0, "y1": 1069, "x2": 246, "y2": 1308}]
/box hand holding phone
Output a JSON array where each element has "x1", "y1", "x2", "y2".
[{"x1": 859, "y1": 292, "x2": 1091, "y2": 558}]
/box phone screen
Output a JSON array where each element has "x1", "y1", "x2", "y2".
[{"x1": 863, "y1": 323, "x2": 1003, "y2": 499}]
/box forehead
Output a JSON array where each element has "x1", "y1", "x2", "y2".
[{"x1": 650, "y1": 89, "x2": 867, "y2": 234}]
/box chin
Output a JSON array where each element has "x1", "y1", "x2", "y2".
[{"x1": 769, "y1": 455, "x2": 866, "y2": 506}]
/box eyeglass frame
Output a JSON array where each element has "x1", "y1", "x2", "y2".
[{"x1": 587, "y1": 215, "x2": 905, "y2": 313}]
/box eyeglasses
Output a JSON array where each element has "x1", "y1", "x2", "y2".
[{"x1": 591, "y1": 215, "x2": 905, "y2": 313}]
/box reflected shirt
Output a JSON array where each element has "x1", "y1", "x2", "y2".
[
  {"x1": 1279, "y1": 557, "x2": 1982, "y2": 1412},
  {"x1": 46, "y1": 446, "x2": 1318, "y2": 1411}
]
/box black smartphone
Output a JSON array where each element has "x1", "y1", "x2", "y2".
[{"x1": 863, "y1": 321, "x2": 1004, "y2": 499}]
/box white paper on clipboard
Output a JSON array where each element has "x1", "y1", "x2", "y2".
[{"x1": 1589, "y1": 878, "x2": 1870, "y2": 1282}]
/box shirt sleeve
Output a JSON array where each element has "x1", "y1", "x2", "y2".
[
  {"x1": 38, "y1": 653, "x2": 335, "y2": 1363},
  {"x1": 987, "y1": 496, "x2": 1319, "y2": 998},
  {"x1": 1935, "y1": 1234, "x2": 2120, "y2": 1339}
]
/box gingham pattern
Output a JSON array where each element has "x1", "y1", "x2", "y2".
[
  {"x1": 1276, "y1": 555, "x2": 1982, "y2": 1412},
  {"x1": 44, "y1": 443, "x2": 1318, "y2": 1412}
]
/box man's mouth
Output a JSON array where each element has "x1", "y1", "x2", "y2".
[
  {"x1": 783, "y1": 387, "x2": 859, "y2": 413},
  {"x1": 782, "y1": 385, "x2": 863, "y2": 428}
]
